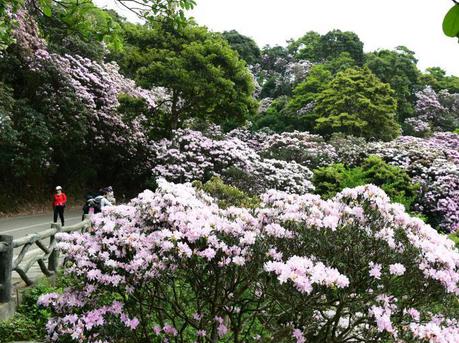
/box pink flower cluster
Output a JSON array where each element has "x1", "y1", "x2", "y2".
[
  {"x1": 34, "y1": 52, "x2": 162, "y2": 153},
  {"x1": 264, "y1": 256, "x2": 350, "y2": 293},
  {"x1": 407, "y1": 86, "x2": 445, "y2": 135}
]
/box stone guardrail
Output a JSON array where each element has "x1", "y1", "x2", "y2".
[{"x1": 0, "y1": 218, "x2": 91, "y2": 304}]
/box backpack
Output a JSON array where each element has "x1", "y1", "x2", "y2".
[
  {"x1": 83, "y1": 195, "x2": 93, "y2": 214},
  {"x1": 93, "y1": 197, "x2": 102, "y2": 213}
]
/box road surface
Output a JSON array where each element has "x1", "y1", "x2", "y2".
[{"x1": 0, "y1": 208, "x2": 82, "y2": 240}]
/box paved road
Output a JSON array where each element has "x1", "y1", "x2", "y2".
[{"x1": 0, "y1": 208, "x2": 82, "y2": 240}]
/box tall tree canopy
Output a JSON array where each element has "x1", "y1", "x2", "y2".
[
  {"x1": 288, "y1": 29, "x2": 364, "y2": 64},
  {"x1": 317, "y1": 29, "x2": 365, "y2": 64},
  {"x1": 116, "y1": 20, "x2": 257, "y2": 132},
  {"x1": 287, "y1": 31, "x2": 321, "y2": 61},
  {"x1": 365, "y1": 46, "x2": 420, "y2": 122},
  {"x1": 314, "y1": 67, "x2": 400, "y2": 141},
  {"x1": 221, "y1": 30, "x2": 261, "y2": 65}
]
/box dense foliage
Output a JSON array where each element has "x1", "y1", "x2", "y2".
[
  {"x1": 222, "y1": 30, "x2": 261, "y2": 66},
  {"x1": 0, "y1": 4, "x2": 255, "y2": 208},
  {"x1": 0, "y1": 274, "x2": 70, "y2": 342},
  {"x1": 0, "y1": 9, "x2": 163, "y2": 209},
  {"x1": 251, "y1": 31, "x2": 458, "y2": 138},
  {"x1": 312, "y1": 156, "x2": 420, "y2": 210}
]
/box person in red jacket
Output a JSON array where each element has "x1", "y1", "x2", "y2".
[{"x1": 53, "y1": 186, "x2": 67, "y2": 226}]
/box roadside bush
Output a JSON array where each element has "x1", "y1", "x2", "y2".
[
  {"x1": 38, "y1": 180, "x2": 459, "y2": 342},
  {"x1": 0, "y1": 275, "x2": 70, "y2": 342}
]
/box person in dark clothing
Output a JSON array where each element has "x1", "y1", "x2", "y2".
[
  {"x1": 53, "y1": 186, "x2": 67, "y2": 226},
  {"x1": 82, "y1": 194, "x2": 95, "y2": 220}
]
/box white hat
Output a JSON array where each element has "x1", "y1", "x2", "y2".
[{"x1": 56, "y1": 186, "x2": 62, "y2": 190}]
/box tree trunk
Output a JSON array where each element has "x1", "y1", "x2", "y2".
[{"x1": 171, "y1": 91, "x2": 179, "y2": 131}]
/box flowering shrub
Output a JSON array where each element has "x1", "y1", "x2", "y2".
[
  {"x1": 2, "y1": 10, "x2": 170, "y2": 197},
  {"x1": 150, "y1": 129, "x2": 314, "y2": 194},
  {"x1": 39, "y1": 180, "x2": 459, "y2": 342},
  {"x1": 404, "y1": 117, "x2": 432, "y2": 137},
  {"x1": 328, "y1": 134, "x2": 369, "y2": 166},
  {"x1": 368, "y1": 133, "x2": 459, "y2": 232},
  {"x1": 258, "y1": 131, "x2": 338, "y2": 169}
]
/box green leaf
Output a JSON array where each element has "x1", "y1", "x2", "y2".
[
  {"x1": 443, "y1": 5, "x2": 459, "y2": 37},
  {"x1": 39, "y1": 0, "x2": 52, "y2": 17},
  {"x1": 42, "y1": 6, "x2": 52, "y2": 17}
]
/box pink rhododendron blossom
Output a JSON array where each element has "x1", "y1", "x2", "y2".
[
  {"x1": 292, "y1": 328, "x2": 306, "y2": 343},
  {"x1": 369, "y1": 262, "x2": 382, "y2": 279},
  {"x1": 389, "y1": 263, "x2": 406, "y2": 276}
]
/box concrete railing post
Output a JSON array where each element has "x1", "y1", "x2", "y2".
[
  {"x1": 0, "y1": 235, "x2": 14, "y2": 303},
  {"x1": 48, "y1": 223, "x2": 62, "y2": 273}
]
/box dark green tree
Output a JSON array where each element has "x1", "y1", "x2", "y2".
[
  {"x1": 322, "y1": 52, "x2": 357, "y2": 74},
  {"x1": 317, "y1": 29, "x2": 365, "y2": 64},
  {"x1": 365, "y1": 46, "x2": 420, "y2": 121},
  {"x1": 420, "y1": 67, "x2": 459, "y2": 93},
  {"x1": 314, "y1": 67, "x2": 400, "y2": 141},
  {"x1": 253, "y1": 64, "x2": 335, "y2": 133},
  {"x1": 287, "y1": 64, "x2": 333, "y2": 113},
  {"x1": 287, "y1": 31, "x2": 321, "y2": 61},
  {"x1": 288, "y1": 30, "x2": 364, "y2": 64},
  {"x1": 117, "y1": 20, "x2": 257, "y2": 131},
  {"x1": 222, "y1": 30, "x2": 261, "y2": 65}
]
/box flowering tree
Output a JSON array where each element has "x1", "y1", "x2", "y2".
[
  {"x1": 39, "y1": 180, "x2": 459, "y2": 342},
  {"x1": 404, "y1": 86, "x2": 449, "y2": 136},
  {"x1": 2, "y1": 9, "x2": 166, "y2": 195},
  {"x1": 252, "y1": 45, "x2": 312, "y2": 99}
]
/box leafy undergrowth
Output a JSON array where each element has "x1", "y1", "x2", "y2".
[{"x1": 0, "y1": 274, "x2": 70, "y2": 343}]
